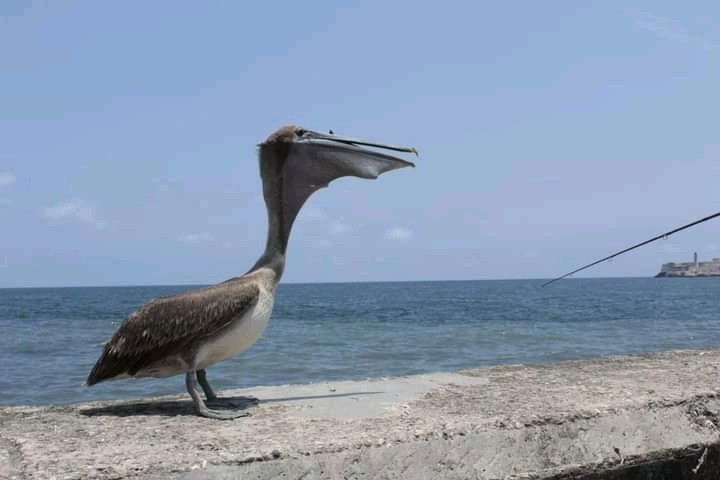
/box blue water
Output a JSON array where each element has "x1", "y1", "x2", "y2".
[{"x1": 1, "y1": 278, "x2": 719, "y2": 406}]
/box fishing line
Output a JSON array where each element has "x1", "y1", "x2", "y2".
[{"x1": 542, "y1": 210, "x2": 720, "y2": 287}]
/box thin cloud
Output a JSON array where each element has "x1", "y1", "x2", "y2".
[
  {"x1": 528, "y1": 176, "x2": 560, "y2": 184},
  {"x1": 42, "y1": 200, "x2": 106, "y2": 229},
  {"x1": 330, "y1": 221, "x2": 352, "y2": 235},
  {"x1": 314, "y1": 239, "x2": 334, "y2": 248},
  {"x1": 632, "y1": 12, "x2": 719, "y2": 51},
  {"x1": 151, "y1": 176, "x2": 182, "y2": 194},
  {"x1": 300, "y1": 210, "x2": 353, "y2": 246},
  {"x1": 0, "y1": 173, "x2": 16, "y2": 187},
  {"x1": 180, "y1": 232, "x2": 213, "y2": 244},
  {"x1": 384, "y1": 226, "x2": 413, "y2": 241},
  {"x1": 304, "y1": 207, "x2": 328, "y2": 221}
]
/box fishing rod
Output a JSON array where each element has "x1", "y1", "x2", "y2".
[{"x1": 542, "y1": 210, "x2": 720, "y2": 287}]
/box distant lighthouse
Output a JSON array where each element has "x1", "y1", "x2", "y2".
[{"x1": 694, "y1": 252, "x2": 699, "y2": 272}]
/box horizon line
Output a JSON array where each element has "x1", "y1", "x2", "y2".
[{"x1": 0, "y1": 274, "x2": 660, "y2": 290}]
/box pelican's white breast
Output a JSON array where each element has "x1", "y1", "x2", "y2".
[{"x1": 194, "y1": 286, "x2": 275, "y2": 369}]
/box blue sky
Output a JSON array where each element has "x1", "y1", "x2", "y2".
[{"x1": 1, "y1": 1, "x2": 719, "y2": 287}]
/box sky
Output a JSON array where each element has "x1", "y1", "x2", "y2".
[{"x1": 1, "y1": 1, "x2": 719, "y2": 287}]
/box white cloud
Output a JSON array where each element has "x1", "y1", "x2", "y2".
[
  {"x1": 180, "y1": 232, "x2": 213, "y2": 244},
  {"x1": 0, "y1": 173, "x2": 16, "y2": 187},
  {"x1": 330, "y1": 221, "x2": 352, "y2": 235},
  {"x1": 42, "y1": 200, "x2": 106, "y2": 229},
  {"x1": 384, "y1": 226, "x2": 413, "y2": 241}
]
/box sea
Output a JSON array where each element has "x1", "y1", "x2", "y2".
[{"x1": 1, "y1": 278, "x2": 719, "y2": 406}]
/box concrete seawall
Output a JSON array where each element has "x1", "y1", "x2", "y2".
[{"x1": 2, "y1": 350, "x2": 720, "y2": 479}]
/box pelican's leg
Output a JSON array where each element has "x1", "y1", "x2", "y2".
[
  {"x1": 185, "y1": 371, "x2": 249, "y2": 420},
  {"x1": 196, "y1": 369, "x2": 218, "y2": 401},
  {"x1": 196, "y1": 369, "x2": 259, "y2": 409}
]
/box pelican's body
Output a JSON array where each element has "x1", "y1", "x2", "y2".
[
  {"x1": 87, "y1": 125, "x2": 416, "y2": 419},
  {"x1": 194, "y1": 271, "x2": 275, "y2": 371},
  {"x1": 103, "y1": 269, "x2": 276, "y2": 381}
]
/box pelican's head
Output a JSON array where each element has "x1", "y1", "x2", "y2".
[
  {"x1": 257, "y1": 125, "x2": 417, "y2": 232},
  {"x1": 260, "y1": 124, "x2": 416, "y2": 181}
]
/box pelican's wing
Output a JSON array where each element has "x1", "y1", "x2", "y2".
[{"x1": 86, "y1": 281, "x2": 259, "y2": 385}]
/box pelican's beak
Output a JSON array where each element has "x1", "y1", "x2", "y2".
[{"x1": 293, "y1": 129, "x2": 417, "y2": 179}]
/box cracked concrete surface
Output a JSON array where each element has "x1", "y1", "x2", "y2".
[{"x1": 1, "y1": 350, "x2": 720, "y2": 479}]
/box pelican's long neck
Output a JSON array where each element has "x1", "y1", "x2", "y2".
[
  {"x1": 251, "y1": 192, "x2": 289, "y2": 281},
  {"x1": 248, "y1": 143, "x2": 305, "y2": 282}
]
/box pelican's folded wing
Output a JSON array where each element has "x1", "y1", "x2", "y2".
[{"x1": 86, "y1": 281, "x2": 259, "y2": 385}]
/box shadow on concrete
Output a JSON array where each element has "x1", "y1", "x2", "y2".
[
  {"x1": 260, "y1": 391, "x2": 383, "y2": 403},
  {"x1": 79, "y1": 391, "x2": 383, "y2": 417},
  {"x1": 80, "y1": 398, "x2": 196, "y2": 417}
]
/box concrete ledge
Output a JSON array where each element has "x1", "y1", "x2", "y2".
[{"x1": 2, "y1": 350, "x2": 720, "y2": 479}]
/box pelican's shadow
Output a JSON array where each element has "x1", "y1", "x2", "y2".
[{"x1": 79, "y1": 391, "x2": 383, "y2": 418}]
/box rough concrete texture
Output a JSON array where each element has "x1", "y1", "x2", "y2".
[{"x1": 1, "y1": 350, "x2": 720, "y2": 479}]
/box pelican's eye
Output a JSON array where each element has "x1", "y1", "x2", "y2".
[{"x1": 296, "y1": 129, "x2": 307, "y2": 137}]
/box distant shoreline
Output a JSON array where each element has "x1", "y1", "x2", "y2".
[{"x1": 655, "y1": 273, "x2": 720, "y2": 278}]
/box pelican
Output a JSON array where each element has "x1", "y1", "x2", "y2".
[{"x1": 86, "y1": 126, "x2": 417, "y2": 419}]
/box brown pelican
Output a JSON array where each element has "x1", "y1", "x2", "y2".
[{"x1": 86, "y1": 125, "x2": 417, "y2": 419}]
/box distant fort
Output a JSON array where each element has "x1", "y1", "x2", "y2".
[{"x1": 656, "y1": 252, "x2": 720, "y2": 277}]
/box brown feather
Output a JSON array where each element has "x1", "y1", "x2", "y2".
[{"x1": 86, "y1": 280, "x2": 259, "y2": 385}]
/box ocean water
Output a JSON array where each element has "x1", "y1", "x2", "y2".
[{"x1": 1, "y1": 278, "x2": 719, "y2": 406}]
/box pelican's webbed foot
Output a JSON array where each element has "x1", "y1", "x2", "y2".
[
  {"x1": 207, "y1": 396, "x2": 259, "y2": 409},
  {"x1": 196, "y1": 369, "x2": 260, "y2": 409},
  {"x1": 186, "y1": 371, "x2": 250, "y2": 420}
]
